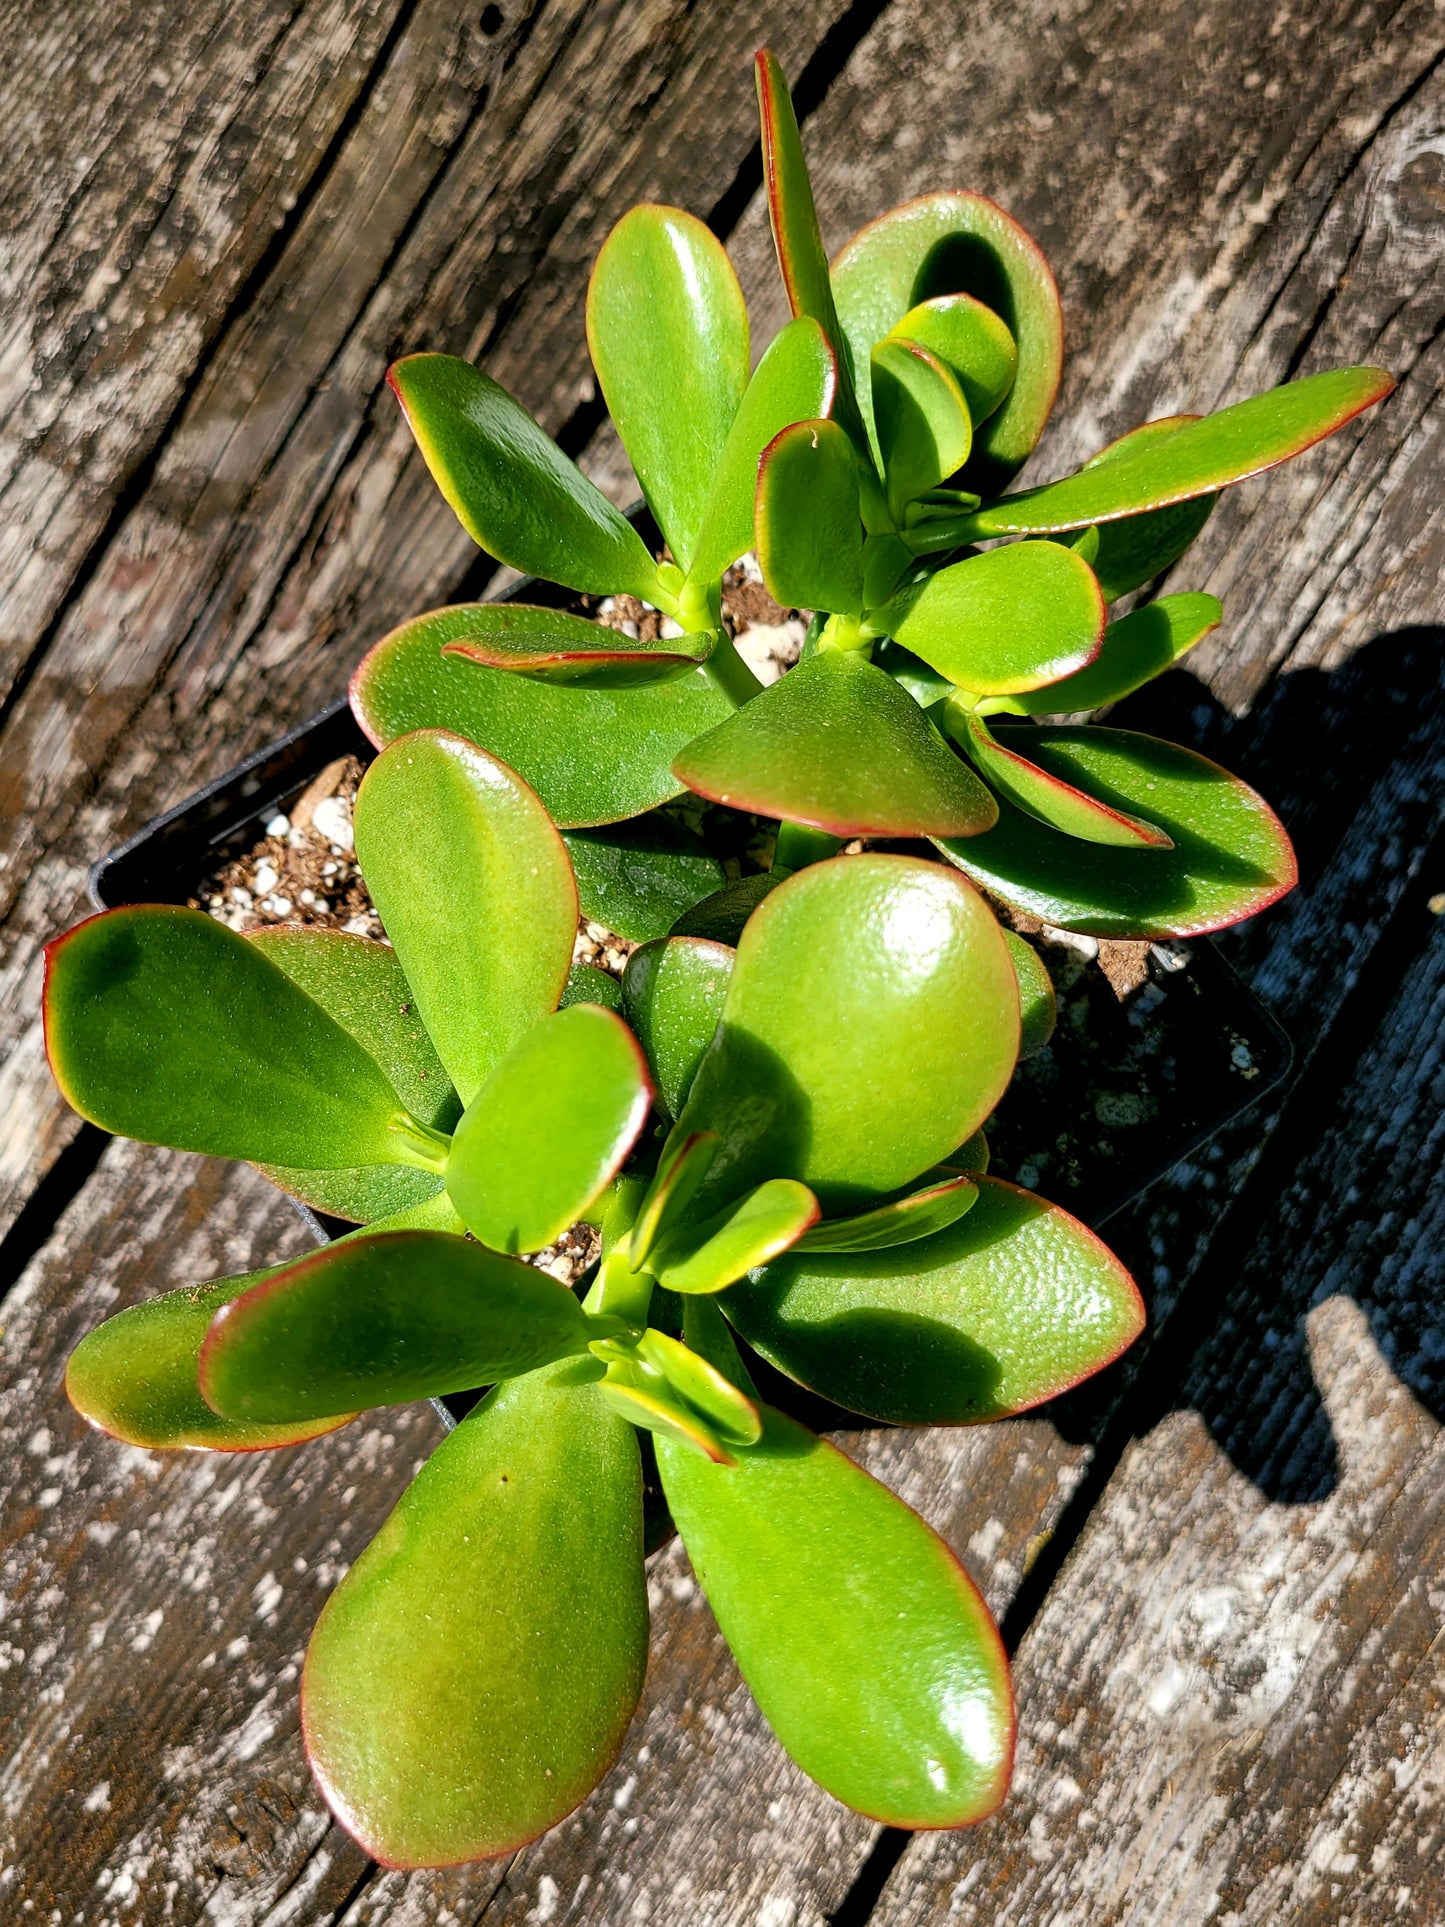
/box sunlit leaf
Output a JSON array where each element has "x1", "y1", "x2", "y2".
[
  {"x1": 1081, "y1": 416, "x2": 1217, "y2": 600},
  {"x1": 889, "y1": 293, "x2": 1017, "y2": 426},
  {"x1": 389, "y1": 353, "x2": 662, "y2": 598},
  {"x1": 631, "y1": 1131, "x2": 720, "y2": 1269},
  {"x1": 936, "y1": 726, "x2": 1298, "y2": 936},
  {"x1": 882, "y1": 540, "x2": 1104, "y2": 695},
  {"x1": 1004, "y1": 593, "x2": 1223, "y2": 716},
  {"x1": 353, "y1": 730, "x2": 576, "y2": 1105},
  {"x1": 672, "y1": 650, "x2": 998, "y2": 838},
  {"x1": 955, "y1": 709, "x2": 1173, "y2": 847},
  {"x1": 303, "y1": 1363, "x2": 647, "y2": 1867},
  {"x1": 563, "y1": 813, "x2": 724, "y2": 943},
  {"x1": 622, "y1": 935, "x2": 734, "y2": 1117},
  {"x1": 1002, "y1": 929, "x2": 1056, "y2": 1058},
  {"x1": 724, "y1": 1174, "x2": 1144, "y2": 1424},
  {"x1": 44, "y1": 907, "x2": 427, "y2": 1171},
  {"x1": 794, "y1": 1173, "x2": 978, "y2": 1253},
  {"x1": 960, "y1": 366, "x2": 1396, "y2": 536},
  {"x1": 656, "y1": 1404, "x2": 1013, "y2": 1825},
  {"x1": 653, "y1": 1178, "x2": 820, "y2": 1294},
  {"x1": 871, "y1": 338, "x2": 972, "y2": 520},
  {"x1": 351, "y1": 607, "x2": 733, "y2": 829},
  {"x1": 587, "y1": 205, "x2": 749, "y2": 571},
  {"x1": 446, "y1": 1005, "x2": 651, "y2": 1254},
  {"x1": 439, "y1": 603, "x2": 713, "y2": 686},
  {"x1": 755, "y1": 419, "x2": 864, "y2": 617},
  {"x1": 636, "y1": 1328, "x2": 761, "y2": 1444}
]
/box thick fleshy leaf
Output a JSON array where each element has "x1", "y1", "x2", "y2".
[
  {"x1": 249, "y1": 928, "x2": 458, "y2": 1224},
  {"x1": 438, "y1": 603, "x2": 712, "y2": 686},
  {"x1": 622, "y1": 935, "x2": 734, "y2": 1117},
  {"x1": 636, "y1": 1329, "x2": 761, "y2": 1444},
  {"x1": 936, "y1": 726, "x2": 1298, "y2": 937},
  {"x1": 654, "y1": 1179, "x2": 820, "y2": 1295},
  {"x1": 723, "y1": 1175, "x2": 1144, "y2": 1425},
  {"x1": 64, "y1": 1197, "x2": 455, "y2": 1452},
  {"x1": 351, "y1": 608, "x2": 733, "y2": 829},
  {"x1": 832, "y1": 191, "x2": 1063, "y2": 494},
  {"x1": 388, "y1": 353, "x2": 661, "y2": 599},
  {"x1": 889, "y1": 294, "x2": 1016, "y2": 426},
  {"x1": 754, "y1": 49, "x2": 860, "y2": 443},
  {"x1": 668, "y1": 874, "x2": 782, "y2": 944},
  {"x1": 959, "y1": 366, "x2": 1396, "y2": 536},
  {"x1": 303, "y1": 1363, "x2": 648, "y2": 1867},
  {"x1": 564, "y1": 813, "x2": 724, "y2": 943},
  {"x1": 691, "y1": 317, "x2": 838, "y2": 585},
  {"x1": 955, "y1": 709, "x2": 1173, "y2": 847},
  {"x1": 560, "y1": 963, "x2": 624, "y2": 1012},
  {"x1": 795, "y1": 1173, "x2": 978, "y2": 1253},
  {"x1": 43, "y1": 906, "x2": 431, "y2": 1170},
  {"x1": 1004, "y1": 593, "x2": 1223, "y2": 716},
  {"x1": 200, "y1": 1229, "x2": 598, "y2": 1422},
  {"x1": 1003, "y1": 929, "x2": 1057, "y2": 1058},
  {"x1": 587, "y1": 204, "x2": 749, "y2": 571},
  {"x1": 656, "y1": 1405, "x2": 1013, "y2": 1825},
  {"x1": 1082, "y1": 416, "x2": 1216, "y2": 600},
  {"x1": 671, "y1": 853, "x2": 1020, "y2": 1213},
  {"x1": 446, "y1": 1005, "x2": 651, "y2": 1255},
  {"x1": 67, "y1": 1262, "x2": 355, "y2": 1453},
  {"x1": 871, "y1": 338, "x2": 971, "y2": 520},
  {"x1": 599, "y1": 1365, "x2": 733, "y2": 1463},
  {"x1": 755, "y1": 419, "x2": 864, "y2": 617},
  {"x1": 631, "y1": 1130, "x2": 720, "y2": 1269},
  {"x1": 883, "y1": 541, "x2": 1105, "y2": 695},
  {"x1": 353, "y1": 730, "x2": 576, "y2": 1105},
  {"x1": 672, "y1": 650, "x2": 998, "y2": 838}
]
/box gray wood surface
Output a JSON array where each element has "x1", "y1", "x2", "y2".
[{"x1": 0, "y1": 0, "x2": 1441, "y2": 1922}]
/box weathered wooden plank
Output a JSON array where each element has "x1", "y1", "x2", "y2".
[
  {"x1": 0, "y1": 0, "x2": 406, "y2": 705},
  {"x1": 0, "y1": 0, "x2": 842, "y2": 1244},
  {"x1": 875, "y1": 905, "x2": 1445, "y2": 1925}
]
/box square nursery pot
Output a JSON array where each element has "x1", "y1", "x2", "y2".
[{"x1": 88, "y1": 690, "x2": 1292, "y2": 1436}]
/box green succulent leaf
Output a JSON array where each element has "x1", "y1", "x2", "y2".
[
  {"x1": 960, "y1": 366, "x2": 1396, "y2": 536},
  {"x1": 795, "y1": 1173, "x2": 978, "y2": 1253},
  {"x1": 249, "y1": 928, "x2": 459, "y2": 1224},
  {"x1": 564, "y1": 813, "x2": 724, "y2": 943},
  {"x1": 1079, "y1": 417, "x2": 1217, "y2": 600},
  {"x1": 587, "y1": 204, "x2": 750, "y2": 572},
  {"x1": 947, "y1": 1128, "x2": 991, "y2": 1175},
  {"x1": 353, "y1": 730, "x2": 576, "y2": 1106},
  {"x1": 598, "y1": 1364, "x2": 734, "y2": 1464},
  {"x1": 63, "y1": 1197, "x2": 457, "y2": 1453},
  {"x1": 303, "y1": 1362, "x2": 648, "y2": 1868},
  {"x1": 446, "y1": 1005, "x2": 652, "y2": 1255},
  {"x1": 936, "y1": 726, "x2": 1298, "y2": 937},
  {"x1": 388, "y1": 353, "x2": 662, "y2": 599},
  {"x1": 690, "y1": 316, "x2": 838, "y2": 586},
  {"x1": 437, "y1": 603, "x2": 713, "y2": 687},
  {"x1": 871, "y1": 338, "x2": 972, "y2": 521},
  {"x1": 672, "y1": 650, "x2": 998, "y2": 838},
  {"x1": 653, "y1": 1178, "x2": 820, "y2": 1295},
  {"x1": 883, "y1": 541, "x2": 1105, "y2": 695},
  {"x1": 43, "y1": 906, "x2": 432, "y2": 1171},
  {"x1": 631, "y1": 1130, "x2": 720, "y2": 1270},
  {"x1": 636, "y1": 1328, "x2": 762, "y2": 1444},
  {"x1": 671, "y1": 853, "x2": 1020, "y2": 1213},
  {"x1": 622, "y1": 935, "x2": 734, "y2": 1117},
  {"x1": 1003, "y1": 929, "x2": 1057, "y2": 1058},
  {"x1": 755, "y1": 419, "x2": 865, "y2": 617},
  {"x1": 954, "y1": 709, "x2": 1173, "y2": 848},
  {"x1": 200, "y1": 1229, "x2": 602, "y2": 1422},
  {"x1": 723, "y1": 1174, "x2": 1144, "y2": 1426},
  {"x1": 351, "y1": 607, "x2": 733, "y2": 829},
  {"x1": 1003, "y1": 593, "x2": 1223, "y2": 716},
  {"x1": 656, "y1": 1404, "x2": 1013, "y2": 1826},
  {"x1": 888, "y1": 294, "x2": 1017, "y2": 426},
  {"x1": 832, "y1": 190, "x2": 1064, "y2": 495}
]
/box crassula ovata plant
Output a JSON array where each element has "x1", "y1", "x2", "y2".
[
  {"x1": 49, "y1": 725, "x2": 1143, "y2": 1865},
  {"x1": 352, "y1": 48, "x2": 1393, "y2": 941}
]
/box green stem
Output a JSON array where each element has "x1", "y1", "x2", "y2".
[{"x1": 703, "y1": 629, "x2": 765, "y2": 707}]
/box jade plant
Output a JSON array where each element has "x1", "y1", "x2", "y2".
[
  {"x1": 352, "y1": 48, "x2": 1393, "y2": 941},
  {"x1": 49, "y1": 727, "x2": 1142, "y2": 1865}
]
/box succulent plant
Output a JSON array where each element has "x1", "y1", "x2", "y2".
[
  {"x1": 353, "y1": 48, "x2": 1394, "y2": 942},
  {"x1": 49, "y1": 726, "x2": 1141, "y2": 1866}
]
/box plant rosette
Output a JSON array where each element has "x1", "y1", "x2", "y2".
[
  {"x1": 352, "y1": 48, "x2": 1393, "y2": 942},
  {"x1": 48, "y1": 731, "x2": 1142, "y2": 1868}
]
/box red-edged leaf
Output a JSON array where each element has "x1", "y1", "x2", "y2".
[{"x1": 954, "y1": 710, "x2": 1173, "y2": 847}]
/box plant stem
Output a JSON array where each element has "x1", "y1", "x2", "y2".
[
  {"x1": 387, "y1": 1113, "x2": 452, "y2": 1174},
  {"x1": 703, "y1": 629, "x2": 765, "y2": 706}
]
